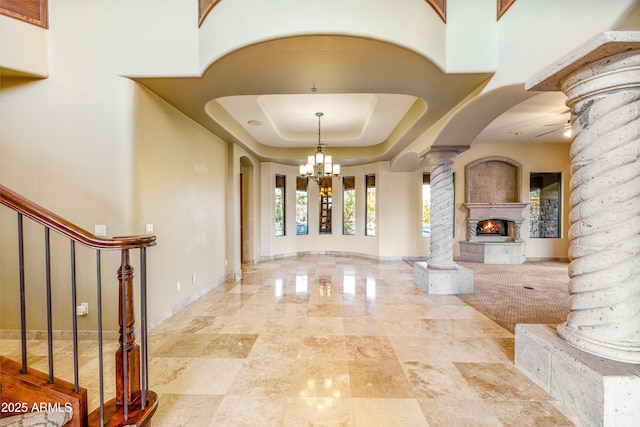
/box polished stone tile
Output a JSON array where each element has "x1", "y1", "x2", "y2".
[
  {"x1": 454, "y1": 362, "x2": 553, "y2": 401},
  {"x1": 282, "y1": 396, "x2": 354, "y2": 427},
  {"x1": 348, "y1": 360, "x2": 413, "y2": 398},
  {"x1": 452, "y1": 318, "x2": 515, "y2": 338},
  {"x1": 344, "y1": 335, "x2": 396, "y2": 362},
  {"x1": 342, "y1": 317, "x2": 386, "y2": 336},
  {"x1": 150, "y1": 357, "x2": 243, "y2": 395},
  {"x1": 152, "y1": 313, "x2": 218, "y2": 334},
  {"x1": 352, "y1": 398, "x2": 429, "y2": 427},
  {"x1": 227, "y1": 357, "x2": 296, "y2": 396},
  {"x1": 401, "y1": 361, "x2": 483, "y2": 400},
  {"x1": 390, "y1": 336, "x2": 511, "y2": 363},
  {"x1": 298, "y1": 335, "x2": 348, "y2": 360},
  {"x1": 151, "y1": 333, "x2": 258, "y2": 358},
  {"x1": 307, "y1": 303, "x2": 344, "y2": 318},
  {"x1": 247, "y1": 333, "x2": 302, "y2": 360},
  {"x1": 214, "y1": 315, "x2": 268, "y2": 334},
  {"x1": 290, "y1": 360, "x2": 351, "y2": 399},
  {"x1": 203, "y1": 334, "x2": 259, "y2": 358},
  {"x1": 153, "y1": 394, "x2": 224, "y2": 427},
  {"x1": 488, "y1": 400, "x2": 576, "y2": 426},
  {"x1": 305, "y1": 317, "x2": 345, "y2": 336},
  {"x1": 210, "y1": 395, "x2": 287, "y2": 427},
  {"x1": 5, "y1": 255, "x2": 582, "y2": 426},
  {"x1": 419, "y1": 397, "x2": 503, "y2": 427}
]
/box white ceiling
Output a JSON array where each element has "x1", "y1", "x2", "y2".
[
  {"x1": 217, "y1": 93, "x2": 418, "y2": 148},
  {"x1": 472, "y1": 92, "x2": 571, "y2": 144}
]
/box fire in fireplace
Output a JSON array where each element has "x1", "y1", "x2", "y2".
[{"x1": 476, "y1": 219, "x2": 509, "y2": 236}]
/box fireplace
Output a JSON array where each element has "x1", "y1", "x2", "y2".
[
  {"x1": 477, "y1": 219, "x2": 508, "y2": 237},
  {"x1": 459, "y1": 157, "x2": 528, "y2": 264}
]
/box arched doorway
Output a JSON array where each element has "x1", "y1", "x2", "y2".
[{"x1": 240, "y1": 156, "x2": 255, "y2": 263}]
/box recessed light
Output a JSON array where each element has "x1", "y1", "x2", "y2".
[{"x1": 247, "y1": 120, "x2": 262, "y2": 126}]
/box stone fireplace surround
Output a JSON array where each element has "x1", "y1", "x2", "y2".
[{"x1": 459, "y1": 157, "x2": 528, "y2": 264}]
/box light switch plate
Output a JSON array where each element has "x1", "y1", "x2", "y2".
[{"x1": 95, "y1": 224, "x2": 107, "y2": 236}]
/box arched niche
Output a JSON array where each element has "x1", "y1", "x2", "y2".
[{"x1": 465, "y1": 156, "x2": 522, "y2": 204}]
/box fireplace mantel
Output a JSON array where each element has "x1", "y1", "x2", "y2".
[{"x1": 464, "y1": 203, "x2": 529, "y2": 221}]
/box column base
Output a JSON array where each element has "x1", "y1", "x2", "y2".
[
  {"x1": 413, "y1": 262, "x2": 473, "y2": 294},
  {"x1": 459, "y1": 241, "x2": 525, "y2": 264},
  {"x1": 515, "y1": 324, "x2": 640, "y2": 427}
]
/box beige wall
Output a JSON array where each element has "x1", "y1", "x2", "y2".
[
  {"x1": 256, "y1": 140, "x2": 571, "y2": 261},
  {"x1": 132, "y1": 84, "x2": 229, "y2": 323},
  {"x1": 0, "y1": 0, "x2": 232, "y2": 330},
  {"x1": 0, "y1": 0, "x2": 140, "y2": 329},
  {"x1": 0, "y1": 15, "x2": 48, "y2": 77}
]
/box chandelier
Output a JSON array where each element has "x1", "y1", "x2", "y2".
[{"x1": 299, "y1": 112, "x2": 341, "y2": 183}]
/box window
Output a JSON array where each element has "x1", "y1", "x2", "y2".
[
  {"x1": 296, "y1": 177, "x2": 308, "y2": 235},
  {"x1": 422, "y1": 173, "x2": 431, "y2": 238},
  {"x1": 319, "y1": 178, "x2": 332, "y2": 234},
  {"x1": 529, "y1": 172, "x2": 561, "y2": 238},
  {"x1": 366, "y1": 174, "x2": 376, "y2": 236},
  {"x1": 275, "y1": 175, "x2": 285, "y2": 236},
  {"x1": 343, "y1": 177, "x2": 356, "y2": 235}
]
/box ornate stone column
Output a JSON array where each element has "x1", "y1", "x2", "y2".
[
  {"x1": 516, "y1": 32, "x2": 640, "y2": 427},
  {"x1": 413, "y1": 146, "x2": 473, "y2": 294},
  {"x1": 424, "y1": 147, "x2": 466, "y2": 269},
  {"x1": 527, "y1": 33, "x2": 640, "y2": 364},
  {"x1": 558, "y1": 46, "x2": 640, "y2": 365}
]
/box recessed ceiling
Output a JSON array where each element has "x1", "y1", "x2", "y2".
[{"x1": 217, "y1": 93, "x2": 418, "y2": 148}]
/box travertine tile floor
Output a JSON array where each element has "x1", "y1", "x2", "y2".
[
  {"x1": 148, "y1": 255, "x2": 584, "y2": 426},
  {"x1": 1, "y1": 255, "x2": 586, "y2": 426}
]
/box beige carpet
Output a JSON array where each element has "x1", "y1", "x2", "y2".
[{"x1": 456, "y1": 261, "x2": 571, "y2": 333}]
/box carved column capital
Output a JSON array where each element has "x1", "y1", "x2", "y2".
[{"x1": 423, "y1": 146, "x2": 470, "y2": 170}]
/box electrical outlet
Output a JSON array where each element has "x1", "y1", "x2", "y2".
[
  {"x1": 146, "y1": 223, "x2": 153, "y2": 233},
  {"x1": 76, "y1": 302, "x2": 89, "y2": 316},
  {"x1": 176, "y1": 282, "x2": 181, "y2": 292}
]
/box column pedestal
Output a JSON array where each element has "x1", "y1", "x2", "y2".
[
  {"x1": 413, "y1": 261, "x2": 473, "y2": 294},
  {"x1": 516, "y1": 325, "x2": 640, "y2": 427}
]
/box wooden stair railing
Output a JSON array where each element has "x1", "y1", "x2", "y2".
[{"x1": 0, "y1": 184, "x2": 158, "y2": 427}]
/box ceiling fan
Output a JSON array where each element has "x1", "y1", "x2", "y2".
[{"x1": 535, "y1": 119, "x2": 572, "y2": 138}]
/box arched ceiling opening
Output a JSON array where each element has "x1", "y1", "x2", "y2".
[{"x1": 134, "y1": 34, "x2": 493, "y2": 166}]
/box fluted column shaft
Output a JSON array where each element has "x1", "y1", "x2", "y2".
[
  {"x1": 555, "y1": 46, "x2": 640, "y2": 364},
  {"x1": 424, "y1": 147, "x2": 467, "y2": 270}
]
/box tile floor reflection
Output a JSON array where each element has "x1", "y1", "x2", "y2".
[
  {"x1": 149, "y1": 255, "x2": 586, "y2": 426},
  {"x1": 1, "y1": 255, "x2": 586, "y2": 426}
]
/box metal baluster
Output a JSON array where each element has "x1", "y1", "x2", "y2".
[
  {"x1": 140, "y1": 247, "x2": 149, "y2": 409},
  {"x1": 45, "y1": 227, "x2": 54, "y2": 383},
  {"x1": 121, "y1": 249, "x2": 129, "y2": 421},
  {"x1": 70, "y1": 241, "x2": 79, "y2": 393},
  {"x1": 17, "y1": 213, "x2": 27, "y2": 373},
  {"x1": 96, "y1": 250, "x2": 105, "y2": 427}
]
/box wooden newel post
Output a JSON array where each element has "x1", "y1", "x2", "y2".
[{"x1": 116, "y1": 249, "x2": 141, "y2": 406}]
